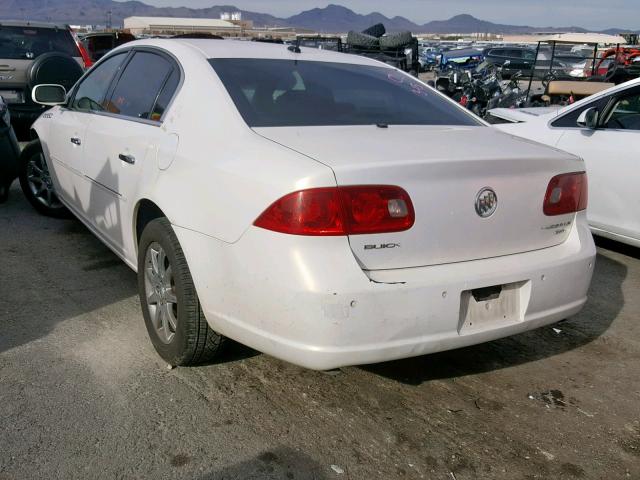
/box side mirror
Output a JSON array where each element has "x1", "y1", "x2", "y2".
[
  {"x1": 426, "y1": 80, "x2": 436, "y2": 88},
  {"x1": 32, "y1": 84, "x2": 67, "y2": 106},
  {"x1": 577, "y1": 107, "x2": 599, "y2": 129}
]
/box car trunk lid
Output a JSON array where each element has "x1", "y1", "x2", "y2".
[{"x1": 254, "y1": 125, "x2": 583, "y2": 270}]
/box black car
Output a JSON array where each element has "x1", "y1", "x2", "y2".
[
  {"x1": 81, "y1": 31, "x2": 136, "y2": 63},
  {"x1": 482, "y1": 46, "x2": 536, "y2": 77},
  {"x1": 0, "y1": 96, "x2": 21, "y2": 202}
]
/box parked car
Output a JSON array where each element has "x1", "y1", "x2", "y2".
[
  {"x1": 483, "y1": 46, "x2": 536, "y2": 77},
  {"x1": 81, "y1": 31, "x2": 136, "y2": 63},
  {"x1": 0, "y1": 21, "x2": 87, "y2": 134},
  {"x1": 439, "y1": 48, "x2": 484, "y2": 71},
  {"x1": 418, "y1": 46, "x2": 441, "y2": 71},
  {"x1": 0, "y1": 95, "x2": 21, "y2": 202},
  {"x1": 24, "y1": 39, "x2": 595, "y2": 370},
  {"x1": 490, "y1": 77, "x2": 640, "y2": 247}
]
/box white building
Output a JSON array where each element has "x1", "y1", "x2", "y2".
[{"x1": 124, "y1": 17, "x2": 242, "y2": 37}]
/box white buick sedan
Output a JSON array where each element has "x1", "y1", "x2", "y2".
[
  {"x1": 490, "y1": 78, "x2": 640, "y2": 248},
  {"x1": 22, "y1": 39, "x2": 595, "y2": 370}
]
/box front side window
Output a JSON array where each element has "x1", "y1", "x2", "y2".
[
  {"x1": 604, "y1": 91, "x2": 640, "y2": 130},
  {"x1": 72, "y1": 52, "x2": 127, "y2": 111},
  {"x1": 209, "y1": 59, "x2": 480, "y2": 128},
  {"x1": 0, "y1": 26, "x2": 77, "y2": 60},
  {"x1": 105, "y1": 51, "x2": 174, "y2": 120}
]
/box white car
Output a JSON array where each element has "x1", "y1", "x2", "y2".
[
  {"x1": 490, "y1": 78, "x2": 640, "y2": 248},
  {"x1": 22, "y1": 39, "x2": 595, "y2": 370}
]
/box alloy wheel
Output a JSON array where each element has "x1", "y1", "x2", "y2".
[
  {"x1": 26, "y1": 152, "x2": 62, "y2": 209},
  {"x1": 144, "y1": 242, "x2": 178, "y2": 344}
]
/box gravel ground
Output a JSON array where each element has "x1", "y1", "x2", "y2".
[{"x1": 0, "y1": 183, "x2": 639, "y2": 480}]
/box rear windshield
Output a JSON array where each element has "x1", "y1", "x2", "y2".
[
  {"x1": 209, "y1": 58, "x2": 480, "y2": 127},
  {"x1": 0, "y1": 26, "x2": 78, "y2": 60}
]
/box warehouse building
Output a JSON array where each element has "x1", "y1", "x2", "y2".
[{"x1": 123, "y1": 17, "x2": 242, "y2": 37}]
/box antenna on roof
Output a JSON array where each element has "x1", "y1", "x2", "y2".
[{"x1": 287, "y1": 45, "x2": 301, "y2": 54}]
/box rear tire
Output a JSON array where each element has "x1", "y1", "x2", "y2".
[
  {"x1": 347, "y1": 31, "x2": 379, "y2": 48},
  {"x1": 380, "y1": 31, "x2": 413, "y2": 49},
  {"x1": 362, "y1": 23, "x2": 386, "y2": 38},
  {"x1": 138, "y1": 218, "x2": 225, "y2": 366},
  {"x1": 18, "y1": 140, "x2": 70, "y2": 218},
  {"x1": 0, "y1": 182, "x2": 9, "y2": 203}
]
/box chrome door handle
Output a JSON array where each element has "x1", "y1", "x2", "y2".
[
  {"x1": 70, "y1": 137, "x2": 81, "y2": 145},
  {"x1": 119, "y1": 153, "x2": 135, "y2": 165}
]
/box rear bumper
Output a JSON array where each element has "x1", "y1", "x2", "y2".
[{"x1": 174, "y1": 212, "x2": 596, "y2": 370}]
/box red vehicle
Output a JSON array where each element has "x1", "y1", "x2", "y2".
[{"x1": 587, "y1": 47, "x2": 640, "y2": 76}]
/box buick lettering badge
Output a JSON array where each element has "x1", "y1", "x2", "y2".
[{"x1": 475, "y1": 188, "x2": 498, "y2": 218}]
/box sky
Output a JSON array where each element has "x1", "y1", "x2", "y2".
[{"x1": 114, "y1": 0, "x2": 640, "y2": 30}]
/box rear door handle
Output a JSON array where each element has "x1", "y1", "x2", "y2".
[
  {"x1": 119, "y1": 153, "x2": 135, "y2": 165},
  {"x1": 70, "y1": 137, "x2": 81, "y2": 145}
]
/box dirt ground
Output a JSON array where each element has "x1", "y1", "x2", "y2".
[{"x1": 0, "y1": 183, "x2": 639, "y2": 480}]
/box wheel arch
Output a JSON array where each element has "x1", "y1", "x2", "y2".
[
  {"x1": 134, "y1": 199, "x2": 168, "y2": 250},
  {"x1": 29, "y1": 128, "x2": 40, "y2": 141}
]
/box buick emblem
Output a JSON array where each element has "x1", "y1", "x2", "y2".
[{"x1": 475, "y1": 188, "x2": 498, "y2": 218}]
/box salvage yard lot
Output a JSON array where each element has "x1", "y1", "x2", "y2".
[{"x1": 0, "y1": 183, "x2": 638, "y2": 480}]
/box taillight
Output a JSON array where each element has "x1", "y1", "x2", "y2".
[
  {"x1": 71, "y1": 30, "x2": 93, "y2": 68},
  {"x1": 543, "y1": 172, "x2": 588, "y2": 216},
  {"x1": 254, "y1": 186, "x2": 415, "y2": 236}
]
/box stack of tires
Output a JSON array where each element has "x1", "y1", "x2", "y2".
[
  {"x1": 346, "y1": 24, "x2": 416, "y2": 73},
  {"x1": 347, "y1": 24, "x2": 414, "y2": 50}
]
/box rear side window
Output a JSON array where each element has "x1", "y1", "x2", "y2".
[
  {"x1": 0, "y1": 26, "x2": 78, "y2": 60},
  {"x1": 505, "y1": 49, "x2": 523, "y2": 58},
  {"x1": 105, "y1": 51, "x2": 174, "y2": 119},
  {"x1": 72, "y1": 52, "x2": 127, "y2": 111},
  {"x1": 150, "y1": 68, "x2": 180, "y2": 121},
  {"x1": 210, "y1": 59, "x2": 480, "y2": 128}
]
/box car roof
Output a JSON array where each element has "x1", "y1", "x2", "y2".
[
  {"x1": 122, "y1": 38, "x2": 392, "y2": 68},
  {"x1": 0, "y1": 20, "x2": 70, "y2": 30}
]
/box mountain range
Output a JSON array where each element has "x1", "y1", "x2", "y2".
[{"x1": 0, "y1": 1, "x2": 636, "y2": 34}]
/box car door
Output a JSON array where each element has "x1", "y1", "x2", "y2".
[
  {"x1": 48, "y1": 52, "x2": 128, "y2": 205},
  {"x1": 504, "y1": 49, "x2": 525, "y2": 71},
  {"x1": 556, "y1": 87, "x2": 640, "y2": 242},
  {"x1": 81, "y1": 48, "x2": 181, "y2": 258}
]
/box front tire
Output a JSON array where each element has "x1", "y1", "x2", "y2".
[
  {"x1": 18, "y1": 140, "x2": 69, "y2": 217},
  {"x1": 138, "y1": 218, "x2": 225, "y2": 366},
  {"x1": 0, "y1": 182, "x2": 9, "y2": 203}
]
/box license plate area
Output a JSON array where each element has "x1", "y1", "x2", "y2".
[
  {"x1": 458, "y1": 281, "x2": 529, "y2": 334},
  {"x1": 0, "y1": 90, "x2": 24, "y2": 104}
]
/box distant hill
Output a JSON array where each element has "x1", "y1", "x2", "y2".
[
  {"x1": 0, "y1": 0, "x2": 286, "y2": 27},
  {"x1": 286, "y1": 4, "x2": 418, "y2": 33},
  {"x1": 0, "y1": 1, "x2": 636, "y2": 35}
]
